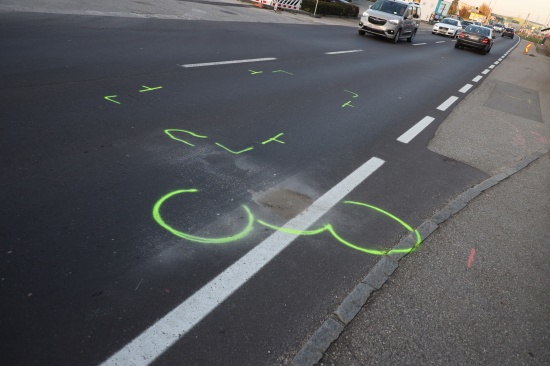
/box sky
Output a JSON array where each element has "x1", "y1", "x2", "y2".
[{"x1": 466, "y1": 0, "x2": 550, "y2": 23}]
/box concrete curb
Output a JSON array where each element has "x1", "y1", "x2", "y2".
[{"x1": 291, "y1": 148, "x2": 549, "y2": 366}]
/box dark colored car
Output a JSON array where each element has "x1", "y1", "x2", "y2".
[
  {"x1": 455, "y1": 25, "x2": 494, "y2": 55},
  {"x1": 461, "y1": 20, "x2": 473, "y2": 27},
  {"x1": 502, "y1": 27, "x2": 515, "y2": 39}
]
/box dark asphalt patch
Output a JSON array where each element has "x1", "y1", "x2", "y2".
[{"x1": 484, "y1": 80, "x2": 543, "y2": 123}]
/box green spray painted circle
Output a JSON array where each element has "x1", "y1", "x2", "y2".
[
  {"x1": 153, "y1": 190, "x2": 421, "y2": 255},
  {"x1": 152, "y1": 189, "x2": 255, "y2": 244},
  {"x1": 257, "y1": 201, "x2": 421, "y2": 255}
]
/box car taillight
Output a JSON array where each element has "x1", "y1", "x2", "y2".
[
  {"x1": 459, "y1": 33, "x2": 465, "y2": 38},
  {"x1": 482, "y1": 37, "x2": 489, "y2": 43}
]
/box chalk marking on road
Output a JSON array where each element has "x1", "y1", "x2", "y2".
[
  {"x1": 467, "y1": 248, "x2": 476, "y2": 268},
  {"x1": 397, "y1": 116, "x2": 435, "y2": 144},
  {"x1": 489, "y1": 65, "x2": 495, "y2": 69},
  {"x1": 435, "y1": 41, "x2": 446, "y2": 43},
  {"x1": 412, "y1": 43, "x2": 427, "y2": 46},
  {"x1": 178, "y1": 57, "x2": 276, "y2": 68},
  {"x1": 437, "y1": 96, "x2": 459, "y2": 111},
  {"x1": 325, "y1": 50, "x2": 363, "y2": 55},
  {"x1": 459, "y1": 84, "x2": 473, "y2": 93},
  {"x1": 99, "y1": 157, "x2": 385, "y2": 366},
  {"x1": 482, "y1": 69, "x2": 490, "y2": 74},
  {"x1": 472, "y1": 75, "x2": 483, "y2": 82}
]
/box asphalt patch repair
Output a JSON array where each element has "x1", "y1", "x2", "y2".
[{"x1": 484, "y1": 80, "x2": 544, "y2": 123}]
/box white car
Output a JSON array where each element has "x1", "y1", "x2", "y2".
[
  {"x1": 432, "y1": 18, "x2": 462, "y2": 38},
  {"x1": 493, "y1": 23, "x2": 504, "y2": 32}
]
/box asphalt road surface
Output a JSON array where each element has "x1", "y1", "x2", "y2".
[{"x1": 0, "y1": 11, "x2": 516, "y2": 366}]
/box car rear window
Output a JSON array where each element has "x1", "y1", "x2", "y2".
[{"x1": 465, "y1": 25, "x2": 490, "y2": 36}]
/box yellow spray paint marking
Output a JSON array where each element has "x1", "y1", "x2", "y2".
[
  {"x1": 140, "y1": 85, "x2": 163, "y2": 92},
  {"x1": 104, "y1": 95, "x2": 121, "y2": 104},
  {"x1": 261, "y1": 133, "x2": 285, "y2": 145},
  {"x1": 214, "y1": 143, "x2": 254, "y2": 155},
  {"x1": 164, "y1": 129, "x2": 208, "y2": 147}
]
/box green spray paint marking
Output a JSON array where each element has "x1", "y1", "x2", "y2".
[
  {"x1": 104, "y1": 95, "x2": 121, "y2": 104},
  {"x1": 342, "y1": 101, "x2": 354, "y2": 108},
  {"x1": 344, "y1": 90, "x2": 359, "y2": 98},
  {"x1": 153, "y1": 189, "x2": 254, "y2": 244},
  {"x1": 273, "y1": 70, "x2": 293, "y2": 75},
  {"x1": 214, "y1": 143, "x2": 254, "y2": 155},
  {"x1": 261, "y1": 133, "x2": 285, "y2": 145},
  {"x1": 165, "y1": 129, "x2": 208, "y2": 147},
  {"x1": 153, "y1": 190, "x2": 422, "y2": 255},
  {"x1": 140, "y1": 85, "x2": 163, "y2": 92},
  {"x1": 258, "y1": 201, "x2": 421, "y2": 255},
  {"x1": 249, "y1": 70, "x2": 263, "y2": 75}
]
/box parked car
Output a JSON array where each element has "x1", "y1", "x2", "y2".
[
  {"x1": 501, "y1": 27, "x2": 515, "y2": 39},
  {"x1": 358, "y1": 0, "x2": 421, "y2": 43},
  {"x1": 493, "y1": 23, "x2": 504, "y2": 32},
  {"x1": 455, "y1": 25, "x2": 495, "y2": 55},
  {"x1": 432, "y1": 17, "x2": 463, "y2": 37}
]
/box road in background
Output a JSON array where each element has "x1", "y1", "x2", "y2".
[{"x1": 0, "y1": 9, "x2": 517, "y2": 365}]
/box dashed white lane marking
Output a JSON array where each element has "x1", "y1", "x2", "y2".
[
  {"x1": 99, "y1": 157, "x2": 386, "y2": 366},
  {"x1": 435, "y1": 41, "x2": 446, "y2": 43},
  {"x1": 494, "y1": 61, "x2": 500, "y2": 64},
  {"x1": 489, "y1": 65, "x2": 495, "y2": 69},
  {"x1": 397, "y1": 116, "x2": 435, "y2": 143},
  {"x1": 412, "y1": 43, "x2": 427, "y2": 46},
  {"x1": 459, "y1": 84, "x2": 473, "y2": 93},
  {"x1": 179, "y1": 57, "x2": 276, "y2": 68},
  {"x1": 325, "y1": 50, "x2": 363, "y2": 55},
  {"x1": 437, "y1": 96, "x2": 459, "y2": 111},
  {"x1": 473, "y1": 75, "x2": 483, "y2": 82},
  {"x1": 482, "y1": 69, "x2": 490, "y2": 74}
]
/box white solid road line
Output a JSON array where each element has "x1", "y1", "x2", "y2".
[
  {"x1": 325, "y1": 50, "x2": 363, "y2": 55},
  {"x1": 459, "y1": 84, "x2": 473, "y2": 93},
  {"x1": 99, "y1": 157, "x2": 386, "y2": 366},
  {"x1": 437, "y1": 96, "x2": 459, "y2": 111},
  {"x1": 397, "y1": 116, "x2": 435, "y2": 143},
  {"x1": 178, "y1": 57, "x2": 276, "y2": 68},
  {"x1": 473, "y1": 75, "x2": 483, "y2": 82}
]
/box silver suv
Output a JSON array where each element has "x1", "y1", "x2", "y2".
[{"x1": 358, "y1": 0, "x2": 421, "y2": 43}]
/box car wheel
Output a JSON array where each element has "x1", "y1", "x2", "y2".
[
  {"x1": 481, "y1": 47, "x2": 487, "y2": 55},
  {"x1": 358, "y1": 29, "x2": 366, "y2": 36},
  {"x1": 454, "y1": 42, "x2": 460, "y2": 49},
  {"x1": 407, "y1": 29, "x2": 416, "y2": 43},
  {"x1": 393, "y1": 29, "x2": 401, "y2": 43},
  {"x1": 487, "y1": 45, "x2": 492, "y2": 54}
]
